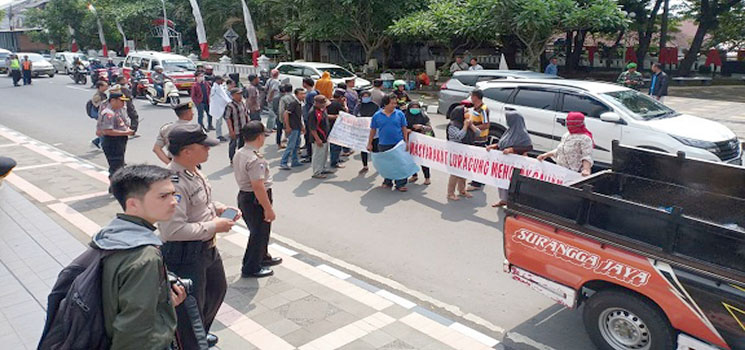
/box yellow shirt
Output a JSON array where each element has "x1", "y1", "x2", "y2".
[{"x1": 470, "y1": 105, "x2": 489, "y2": 138}]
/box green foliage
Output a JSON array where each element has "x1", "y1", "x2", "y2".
[
  {"x1": 706, "y1": 3, "x2": 745, "y2": 50},
  {"x1": 388, "y1": 0, "x2": 489, "y2": 44}
]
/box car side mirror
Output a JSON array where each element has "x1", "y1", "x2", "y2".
[
  {"x1": 600, "y1": 112, "x2": 622, "y2": 123},
  {"x1": 310, "y1": 74, "x2": 320, "y2": 80}
]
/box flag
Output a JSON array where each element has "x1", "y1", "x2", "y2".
[
  {"x1": 499, "y1": 53, "x2": 509, "y2": 70},
  {"x1": 68, "y1": 26, "x2": 78, "y2": 52},
  {"x1": 240, "y1": 0, "x2": 259, "y2": 66},
  {"x1": 188, "y1": 0, "x2": 209, "y2": 59},
  {"x1": 161, "y1": 0, "x2": 171, "y2": 52},
  {"x1": 88, "y1": 4, "x2": 108, "y2": 57},
  {"x1": 116, "y1": 22, "x2": 129, "y2": 55}
]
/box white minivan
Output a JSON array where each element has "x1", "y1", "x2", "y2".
[
  {"x1": 477, "y1": 79, "x2": 741, "y2": 167},
  {"x1": 276, "y1": 62, "x2": 371, "y2": 91}
]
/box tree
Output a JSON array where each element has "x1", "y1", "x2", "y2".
[
  {"x1": 388, "y1": 0, "x2": 497, "y2": 68},
  {"x1": 679, "y1": 0, "x2": 743, "y2": 76},
  {"x1": 704, "y1": 2, "x2": 745, "y2": 51},
  {"x1": 561, "y1": 0, "x2": 629, "y2": 72}
]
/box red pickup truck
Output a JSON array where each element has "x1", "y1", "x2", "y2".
[{"x1": 503, "y1": 143, "x2": 745, "y2": 350}]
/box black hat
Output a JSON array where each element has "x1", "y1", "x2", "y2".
[
  {"x1": 229, "y1": 87, "x2": 242, "y2": 95},
  {"x1": 109, "y1": 90, "x2": 130, "y2": 101},
  {"x1": 173, "y1": 101, "x2": 193, "y2": 114},
  {"x1": 168, "y1": 124, "x2": 220, "y2": 155}
]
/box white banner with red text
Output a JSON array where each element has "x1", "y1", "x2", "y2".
[
  {"x1": 408, "y1": 133, "x2": 582, "y2": 189},
  {"x1": 328, "y1": 112, "x2": 372, "y2": 152}
]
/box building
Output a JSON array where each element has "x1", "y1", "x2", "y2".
[{"x1": 0, "y1": 0, "x2": 49, "y2": 52}]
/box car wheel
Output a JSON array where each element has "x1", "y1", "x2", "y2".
[
  {"x1": 487, "y1": 125, "x2": 506, "y2": 146},
  {"x1": 583, "y1": 289, "x2": 675, "y2": 350},
  {"x1": 49, "y1": 72, "x2": 55, "y2": 78}
]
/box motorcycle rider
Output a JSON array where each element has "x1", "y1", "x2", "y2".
[
  {"x1": 106, "y1": 58, "x2": 118, "y2": 83},
  {"x1": 130, "y1": 64, "x2": 146, "y2": 97},
  {"x1": 151, "y1": 65, "x2": 170, "y2": 99},
  {"x1": 89, "y1": 58, "x2": 104, "y2": 87}
]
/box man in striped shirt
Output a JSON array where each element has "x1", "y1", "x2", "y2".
[{"x1": 225, "y1": 87, "x2": 249, "y2": 163}]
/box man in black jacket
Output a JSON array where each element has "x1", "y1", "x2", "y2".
[{"x1": 649, "y1": 63, "x2": 669, "y2": 103}]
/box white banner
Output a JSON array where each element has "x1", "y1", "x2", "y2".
[
  {"x1": 328, "y1": 112, "x2": 371, "y2": 152},
  {"x1": 408, "y1": 133, "x2": 581, "y2": 189}
]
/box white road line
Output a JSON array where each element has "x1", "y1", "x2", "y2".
[
  {"x1": 298, "y1": 312, "x2": 395, "y2": 350},
  {"x1": 317, "y1": 264, "x2": 352, "y2": 280},
  {"x1": 534, "y1": 307, "x2": 565, "y2": 327},
  {"x1": 450, "y1": 322, "x2": 500, "y2": 347},
  {"x1": 375, "y1": 289, "x2": 417, "y2": 309},
  {"x1": 64, "y1": 85, "x2": 90, "y2": 92},
  {"x1": 13, "y1": 163, "x2": 61, "y2": 171}
]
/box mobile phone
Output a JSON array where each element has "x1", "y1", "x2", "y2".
[{"x1": 220, "y1": 208, "x2": 238, "y2": 220}]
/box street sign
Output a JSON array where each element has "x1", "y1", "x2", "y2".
[{"x1": 223, "y1": 28, "x2": 239, "y2": 43}]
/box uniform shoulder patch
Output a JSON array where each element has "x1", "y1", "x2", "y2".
[{"x1": 174, "y1": 193, "x2": 182, "y2": 203}]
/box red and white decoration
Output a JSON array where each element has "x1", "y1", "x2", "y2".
[
  {"x1": 188, "y1": 0, "x2": 209, "y2": 59},
  {"x1": 240, "y1": 0, "x2": 259, "y2": 66}
]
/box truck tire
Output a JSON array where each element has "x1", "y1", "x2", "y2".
[{"x1": 583, "y1": 289, "x2": 675, "y2": 350}]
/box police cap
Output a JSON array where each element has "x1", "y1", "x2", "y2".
[{"x1": 168, "y1": 124, "x2": 220, "y2": 155}]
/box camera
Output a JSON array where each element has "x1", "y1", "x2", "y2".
[{"x1": 167, "y1": 272, "x2": 193, "y2": 294}]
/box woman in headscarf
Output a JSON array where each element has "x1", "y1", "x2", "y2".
[
  {"x1": 446, "y1": 106, "x2": 479, "y2": 201},
  {"x1": 316, "y1": 71, "x2": 334, "y2": 99},
  {"x1": 405, "y1": 101, "x2": 433, "y2": 185},
  {"x1": 537, "y1": 111, "x2": 593, "y2": 176},
  {"x1": 486, "y1": 110, "x2": 533, "y2": 207},
  {"x1": 356, "y1": 90, "x2": 380, "y2": 173}
]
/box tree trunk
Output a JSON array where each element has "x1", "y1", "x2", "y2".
[
  {"x1": 679, "y1": 18, "x2": 715, "y2": 76},
  {"x1": 636, "y1": 0, "x2": 664, "y2": 69},
  {"x1": 567, "y1": 30, "x2": 586, "y2": 72},
  {"x1": 500, "y1": 35, "x2": 520, "y2": 69},
  {"x1": 564, "y1": 31, "x2": 573, "y2": 62},
  {"x1": 659, "y1": 0, "x2": 670, "y2": 49}
]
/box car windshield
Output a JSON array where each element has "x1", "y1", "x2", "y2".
[
  {"x1": 23, "y1": 54, "x2": 46, "y2": 62},
  {"x1": 163, "y1": 59, "x2": 196, "y2": 72},
  {"x1": 600, "y1": 90, "x2": 677, "y2": 120},
  {"x1": 318, "y1": 67, "x2": 354, "y2": 79},
  {"x1": 74, "y1": 54, "x2": 89, "y2": 61}
]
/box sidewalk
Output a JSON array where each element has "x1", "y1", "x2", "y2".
[{"x1": 0, "y1": 124, "x2": 500, "y2": 349}]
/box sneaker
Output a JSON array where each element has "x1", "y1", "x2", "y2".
[
  {"x1": 217, "y1": 136, "x2": 228, "y2": 142},
  {"x1": 312, "y1": 174, "x2": 327, "y2": 179},
  {"x1": 279, "y1": 165, "x2": 291, "y2": 170},
  {"x1": 331, "y1": 163, "x2": 345, "y2": 169},
  {"x1": 291, "y1": 162, "x2": 303, "y2": 167},
  {"x1": 208, "y1": 126, "x2": 215, "y2": 131},
  {"x1": 301, "y1": 158, "x2": 312, "y2": 163}
]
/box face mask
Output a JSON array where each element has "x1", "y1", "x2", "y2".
[
  {"x1": 409, "y1": 108, "x2": 421, "y2": 115},
  {"x1": 362, "y1": 97, "x2": 372, "y2": 104}
]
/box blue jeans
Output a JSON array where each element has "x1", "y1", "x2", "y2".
[
  {"x1": 280, "y1": 130, "x2": 302, "y2": 166},
  {"x1": 22, "y1": 70, "x2": 31, "y2": 85},
  {"x1": 155, "y1": 84, "x2": 164, "y2": 97},
  {"x1": 196, "y1": 102, "x2": 212, "y2": 128},
  {"x1": 378, "y1": 143, "x2": 408, "y2": 189},
  {"x1": 330, "y1": 143, "x2": 342, "y2": 167}
]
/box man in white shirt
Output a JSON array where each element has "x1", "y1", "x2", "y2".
[
  {"x1": 469, "y1": 58, "x2": 483, "y2": 71},
  {"x1": 209, "y1": 76, "x2": 231, "y2": 142},
  {"x1": 450, "y1": 56, "x2": 469, "y2": 73}
]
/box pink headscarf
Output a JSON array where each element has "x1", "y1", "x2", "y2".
[{"x1": 566, "y1": 112, "x2": 594, "y2": 145}]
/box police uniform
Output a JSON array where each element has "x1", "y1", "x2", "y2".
[
  {"x1": 157, "y1": 124, "x2": 225, "y2": 350},
  {"x1": 97, "y1": 91, "x2": 131, "y2": 178},
  {"x1": 233, "y1": 144, "x2": 278, "y2": 276}
]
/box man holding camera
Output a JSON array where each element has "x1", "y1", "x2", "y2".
[{"x1": 158, "y1": 124, "x2": 242, "y2": 349}]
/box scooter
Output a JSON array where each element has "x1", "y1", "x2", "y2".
[
  {"x1": 145, "y1": 79, "x2": 180, "y2": 108},
  {"x1": 71, "y1": 66, "x2": 88, "y2": 85},
  {"x1": 133, "y1": 78, "x2": 149, "y2": 98}
]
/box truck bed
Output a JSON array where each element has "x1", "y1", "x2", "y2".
[{"x1": 506, "y1": 143, "x2": 745, "y2": 284}]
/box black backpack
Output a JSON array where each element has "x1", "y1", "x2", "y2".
[
  {"x1": 86, "y1": 100, "x2": 98, "y2": 119},
  {"x1": 38, "y1": 245, "x2": 114, "y2": 350}
]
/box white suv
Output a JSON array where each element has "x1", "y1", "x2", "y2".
[
  {"x1": 276, "y1": 62, "x2": 371, "y2": 91},
  {"x1": 477, "y1": 79, "x2": 742, "y2": 167}
]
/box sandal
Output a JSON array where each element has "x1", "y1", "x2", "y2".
[
  {"x1": 359, "y1": 167, "x2": 369, "y2": 174},
  {"x1": 408, "y1": 175, "x2": 419, "y2": 183},
  {"x1": 423, "y1": 179, "x2": 431, "y2": 185},
  {"x1": 396, "y1": 187, "x2": 408, "y2": 192},
  {"x1": 447, "y1": 194, "x2": 460, "y2": 201},
  {"x1": 459, "y1": 192, "x2": 473, "y2": 198},
  {"x1": 381, "y1": 183, "x2": 393, "y2": 189},
  {"x1": 491, "y1": 201, "x2": 508, "y2": 208}
]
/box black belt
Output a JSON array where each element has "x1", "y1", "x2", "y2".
[
  {"x1": 239, "y1": 188, "x2": 272, "y2": 195},
  {"x1": 161, "y1": 240, "x2": 215, "y2": 264}
]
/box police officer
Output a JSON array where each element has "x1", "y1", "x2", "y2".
[
  {"x1": 233, "y1": 121, "x2": 280, "y2": 278},
  {"x1": 158, "y1": 123, "x2": 241, "y2": 349},
  {"x1": 97, "y1": 90, "x2": 134, "y2": 180},
  {"x1": 153, "y1": 102, "x2": 195, "y2": 165}
]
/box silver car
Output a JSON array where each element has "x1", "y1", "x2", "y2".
[
  {"x1": 0, "y1": 48, "x2": 11, "y2": 74},
  {"x1": 438, "y1": 70, "x2": 560, "y2": 117},
  {"x1": 16, "y1": 53, "x2": 55, "y2": 78},
  {"x1": 52, "y1": 52, "x2": 90, "y2": 74}
]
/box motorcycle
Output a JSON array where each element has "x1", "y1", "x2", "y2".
[
  {"x1": 91, "y1": 68, "x2": 109, "y2": 87},
  {"x1": 133, "y1": 78, "x2": 148, "y2": 98},
  {"x1": 71, "y1": 66, "x2": 88, "y2": 85},
  {"x1": 145, "y1": 79, "x2": 180, "y2": 108}
]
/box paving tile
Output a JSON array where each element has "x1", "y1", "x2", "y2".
[
  {"x1": 264, "y1": 318, "x2": 302, "y2": 337},
  {"x1": 339, "y1": 338, "x2": 378, "y2": 350},
  {"x1": 278, "y1": 288, "x2": 310, "y2": 302},
  {"x1": 282, "y1": 327, "x2": 319, "y2": 347},
  {"x1": 360, "y1": 329, "x2": 397, "y2": 348}
]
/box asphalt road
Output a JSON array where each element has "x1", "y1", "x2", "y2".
[{"x1": 0, "y1": 74, "x2": 642, "y2": 350}]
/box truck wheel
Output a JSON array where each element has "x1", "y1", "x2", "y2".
[{"x1": 583, "y1": 289, "x2": 674, "y2": 350}]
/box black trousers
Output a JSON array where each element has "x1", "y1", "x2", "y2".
[
  {"x1": 238, "y1": 189, "x2": 273, "y2": 274},
  {"x1": 11, "y1": 70, "x2": 21, "y2": 86},
  {"x1": 161, "y1": 241, "x2": 227, "y2": 350},
  {"x1": 101, "y1": 135, "x2": 128, "y2": 177},
  {"x1": 228, "y1": 137, "x2": 245, "y2": 162},
  {"x1": 470, "y1": 140, "x2": 488, "y2": 188},
  {"x1": 303, "y1": 119, "x2": 312, "y2": 159},
  {"x1": 127, "y1": 102, "x2": 139, "y2": 132},
  {"x1": 361, "y1": 138, "x2": 379, "y2": 167}
]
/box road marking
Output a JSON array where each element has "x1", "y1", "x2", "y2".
[
  {"x1": 298, "y1": 312, "x2": 395, "y2": 350},
  {"x1": 59, "y1": 191, "x2": 111, "y2": 203},
  {"x1": 216, "y1": 303, "x2": 295, "y2": 350},
  {"x1": 400, "y1": 312, "x2": 494, "y2": 350},
  {"x1": 375, "y1": 289, "x2": 416, "y2": 309},
  {"x1": 534, "y1": 307, "x2": 565, "y2": 327},
  {"x1": 4, "y1": 173, "x2": 56, "y2": 203},
  {"x1": 13, "y1": 163, "x2": 61, "y2": 171},
  {"x1": 505, "y1": 332, "x2": 557, "y2": 350},
  {"x1": 450, "y1": 322, "x2": 501, "y2": 347},
  {"x1": 64, "y1": 85, "x2": 90, "y2": 92}
]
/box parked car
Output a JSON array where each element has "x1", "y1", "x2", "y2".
[
  {"x1": 15, "y1": 53, "x2": 55, "y2": 78},
  {"x1": 0, "y1": 48, "x2": 11, "y2": 74},
  {"x1": 52, "y1": 52, "x2": 90, "y2": 74},
  {"x1": 476, "y1": 79, "x2": 741, "y2": 167},
  {"x1": 438, "y1": 70, "x2": 560, "y2": 117},
  {"x1": 121, "y1": 51, "x2": 196, "y2": 91},
  {"x1": 276, "y1": 62, "x2": 371, "y2": 91}
]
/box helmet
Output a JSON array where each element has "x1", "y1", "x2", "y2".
[
  {"x1": 154, "y1": 65, "x2": 164, "y2": 71},
  {"x1": 393, "y1": 80, "x2": 406, "y2": 88},
  {"x1": 90, "y1": 58, "x2": 100, "y2": 63},
  {"x1": 205, "y1": 65, "x2": 213, "y2": 71}
]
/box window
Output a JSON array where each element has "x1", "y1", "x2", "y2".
[
  {"x1": 151, "y1": 60, "x2": 160, "y2": 69},
  {"x1": 561, "y1": 94, "x2": 610, "y2": 119},
  {"x1": 278, "y1": 65, "x2": 302, "y2": 76},
  {"x1": 140, "y1": 58, "x2": 151, "y2": 70},
  {"x1": 482, "y1": 88, "x2": 514, "y2": 103},
  {"x1": 454, "y1": 75, "x2": 478, "y2": 86},
  {"x1": 512, "y1": 89, "x2": 558, "y2": 110},
  {"x1": 162, "y1": 59, "x2": 196, "y2": 72},
  {"x1": 303, "y1": 67, "x2": 317, "y2": 78}
]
